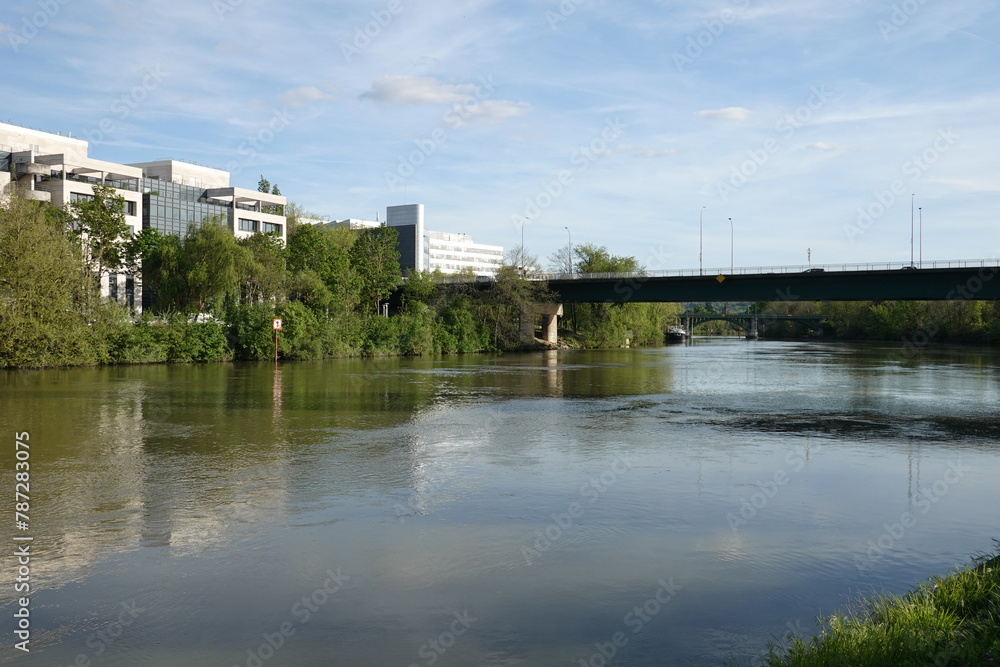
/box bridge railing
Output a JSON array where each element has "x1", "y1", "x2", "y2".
[{"x1": 532, "y1": 258, "x2": 1000, "y2": 281}]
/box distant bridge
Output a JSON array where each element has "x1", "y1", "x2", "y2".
[
  {"x1": 680, "y1": 311, "x2": 826, "y2": 335},
  {"x1": 536, "y1": 259, "x2": 1000, "y2": 303}
]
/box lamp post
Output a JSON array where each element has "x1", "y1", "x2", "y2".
[
  {"x1": 521, "y1": 218, "x2": 526, "y2": 277},
  {"x1": 918, "y1": 207, "x2": 922, "y2": 268},
  {"x1": 808, "y1": 247, "x2": 812, "y2": 268},
  {"x1": 910, "y1": 194, "x2": 915, "y2": 267},
  {"x1": 728, "y1": 217, "x2": 734, "y2": 273},
  {"x1": 565, "y1": 226, "x2": 573, "y2": 275},
  {"x1": 699, "y1": 206, "x2": 706, "y2": 275}
]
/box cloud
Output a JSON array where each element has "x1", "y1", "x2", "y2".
[
  {"x1": 611, "y1": 144, "x2": 679, "y2": 158},
  {"x1": 808, "y1": 142, "x2": 867, "y2": 152},
  {"x1": 450, "y1": 99, "x2": 532, "y2": 125},
  {"x1": 695, "y1": 106, "x2": 753, "y2": 121},
  {"x1": 278, "y1": 85, "x2": 337, "y2": 108},
  {"x1": 361, "y1": 75, "x2": 478, "y2": 105},
  {"x1": 0, "y1": 23, "x2": 12, "y2": 34}
]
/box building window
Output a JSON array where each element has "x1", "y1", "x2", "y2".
[
  {"x1": 70, "y1": 192, "x2": 95, "y2": 203},
  {"x1": 239, "y1": 218, "x2": 257, "y2": 232},
  {"x1": 125, "y1": 201, "x2": 137, "y2": 216},
  {"x1": 261, "y1": 222, "x2": 283, "y2": 235},
  {"x1": 108, "y1": 274, "x2": 119, "y2": 302}
]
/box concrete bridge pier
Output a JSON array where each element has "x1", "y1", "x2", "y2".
[{"x1": 521, "y1": 303, "x2": 563, "y2": 344}]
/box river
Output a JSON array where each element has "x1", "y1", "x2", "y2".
[{"x1": 1, "y1": 339, "x2": 998, "y2": 665}]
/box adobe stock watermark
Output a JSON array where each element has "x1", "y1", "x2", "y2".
[
  {"x1": 7, "y1": 0, "x2": 70, "y2": 53},
  {"x1": 673, "y1": 0, "x2": 751, "y2": 72},
  {"x1": 716, "y1": 84, "x2": 835, "y2": 203},
  {"x1": 384, "y1": 75, "x2": 498, "y2": 192},
  {"x1": 727, "y1": 443, "x2": 822, "y2": 533},
  {"x1": 82, "y1": 66, "x2": 169, "y2": 145},
  {"x1": 577, "y1": 577, "x2": 681, "y2": 667},
  {"x1": 233, "y1": 567, "x2": 349, "y2": 667},
  {"x1": 56, "y1": 600, "x2": 144, "y2": 667},
  {"x1": 545, "y1": 0, "x2": 587, "y2": 31},
  {"x1": 510, "y1": 117, "x2": 626, "y2": 229},
  {"x1": 853, "y1": 460, "x2": 969, "y2": 574},
  {"x1": 406, "y1": 610, "x2": 477, "y2": 667},
  {"x1": 341, "y1": 0, "x2": 406, "y2": 62},
  {"x1": 224, "y1": 107, "x2": 294, "y2": 178},
  {"x1": 214, "y1": 0, "x2": 244, "y2": 20},
  {"x1": 878, "y1": 0, "x2": 930, "y2": 40},
  {"x1": 520, "y1": 454, "x2": 632, "y2": 565},
  {"x1": 610, "y1": 244, "x2": 672, "y2": 300},
  {"x1": 897, "y1": 266, "x2": 999, "y2": 359},
  {"x1": 843, "y1": 128, "x2": 958, "y2": 244},
  {"x1": 749, "y1": 619, "x2": 807, "y2": 666}
]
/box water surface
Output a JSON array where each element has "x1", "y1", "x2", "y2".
[{"x1": 2, "y1": 340, "x2": 999, "y2": 665}]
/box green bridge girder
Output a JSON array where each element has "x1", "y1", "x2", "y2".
[
  {"x1": 545, "y1": 266, "x2": 1000, "y2": 303},
  {"x1": 681, "y1": 312, "x2": 826, "y2": 333}
]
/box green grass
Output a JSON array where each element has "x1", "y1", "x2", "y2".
[{"x1": 754, "y1": 547, "x2": 1000, "y2": 667}]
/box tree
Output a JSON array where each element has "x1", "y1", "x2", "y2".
[
  {"x1": 181, "y1": 220, "x2": 243, "y2": 313},
  {"x1": 474, "y1": 264, "x2": 555, "y2": 349},
  {"x1": 350, "y1": 226, "x2": 401, "y2": 314},
  {"x1": 0, "y1": 195, "x2": 96, "y2": 366},
  {"x1": 257, "y1": 176, "x2": 271, "y2": 194},
  {"x1": 574, "y1": 243, "x2": 640, "y2": 274},
  {"x1": 236, "y1": 232, "x2": 287, "y2": 305},
  {"x1": 286, "y1": 223, "x2": 359, "y2": 313},
  {"x1": 70, "y1": 184, "x2": 130, "y2": 287},
  {"x1": 506, "y1": 244, "x2": 539, "y2": 277},
  {"x1": 548, "y1": 244, "x2": 573, "y2": 274}
]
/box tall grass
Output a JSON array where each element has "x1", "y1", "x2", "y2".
[{"x1": 755, "y1": 547, "x2": 1000, "y2": 667}]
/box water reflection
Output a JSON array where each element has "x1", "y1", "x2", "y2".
[{"x1": 1, "y1": 342, "x2": 998, "y2": 665}]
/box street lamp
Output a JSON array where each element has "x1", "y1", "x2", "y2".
[
  {"x1": 728, "y1": 217, "x2": 734, "y2": 273},
  {"x1": 918, "y1": 207, "x2": 923, "y2": 268},
  {"x1": 520, "y1": 217, "x2": 527, "y2": 277},
  {"x1": 565, "y1": 226, "x2": 573, "y2": 275},
  {"x1": 699, "y1": 206, "x2": 706, "y2": 275},
  {"x1": 910, "y1": 194, "x2": 915, "y2": 267}
]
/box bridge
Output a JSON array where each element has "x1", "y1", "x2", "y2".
[
  {"x1": 535, "y1": 259, "x2": 1000, "y2": 303},
  {"x1": 680, "y1": 311, "x2": 826, "y2": 336}
]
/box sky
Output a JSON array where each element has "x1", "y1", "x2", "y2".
[{"x1": 2, "y1": 0, "x2": 999, "y2": 271}]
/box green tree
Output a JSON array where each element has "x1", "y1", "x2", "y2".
[
  {"x1": 181, "y1": 220, "x2": 243, "y2": 313},
  {"x1": 70, "y1": 184, "x2": 131, "y2": 286},
  {"x1": 286, "y1": 223, "x2": 359, "y2": 313},
  {"x1": 350, "y1": 226, "x2": 401, "y2": 314},
  {"x1": 236, "y1": 232, "x2": 287, "y2": 305},
  {"x1": 257, "y1": 176, "x2": 271, "y2": 194},
  {"x1": 0, "y1": 196, "x2": 96, "y2": 366}
]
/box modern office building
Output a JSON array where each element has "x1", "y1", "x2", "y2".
[
  {"x1": 0, "y1": 121, "x2": 286, "y2": 311},
  {"x1": 386, "y1": 204, "x2": 426, "y2": 273},
  {"x1": 385, "y1": 203, "x2": 502, "y2": 277},
  {"x1": 426, "y1": 230, "x2": 503, "y2": 276},
  {"x1": 327, "y1": 218, "x2": 381, "y2": 231}
]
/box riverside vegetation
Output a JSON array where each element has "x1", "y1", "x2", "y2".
[
  {"x1": 0, "y1": 190, "x2": 677, "y2": 368},
  {"x1": 2, "y1": 188, "x2": 998, "y2": 369},
  {"x1": 751, "y1": 546, "x2": 1000, "y2": 667}
]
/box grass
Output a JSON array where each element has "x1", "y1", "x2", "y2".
[{"x1": 753, "y1": 546, "x2": 1000, "y2": 667}]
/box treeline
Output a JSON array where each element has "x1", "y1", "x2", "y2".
[
  {"x1": 559, "y1": 243, "x2": 682, "y2": 347},
  {"x1": 754, "y1": 300, "x2": 1000, "y2": 344},
  {"x1": 3, "y1": 190, "x2": 677, "y2": 368}
]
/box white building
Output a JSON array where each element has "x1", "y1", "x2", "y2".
[
  {"x1": 384, "y1": 203, "x2": 502, "y2": 277},
  {"x1": 1, "y1": 121, "x2": 287, "y2": 310},
  {"x1": 426, "y1": 230, "x2": 503, "y2": 276}
]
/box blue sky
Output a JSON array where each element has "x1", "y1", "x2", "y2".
[{"x1": 2, "y1": 0, "x2": 998, "y2": 270}]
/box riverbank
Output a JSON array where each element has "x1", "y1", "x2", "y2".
[{"x1": 753, "y1": 547, "x2": 1000, "y2": 666}]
